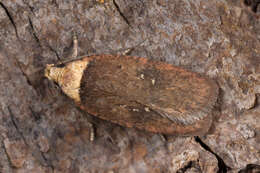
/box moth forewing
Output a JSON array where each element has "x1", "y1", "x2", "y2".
[{"x1": 45, "y1": 54, "x2": 218, "y2": 136}]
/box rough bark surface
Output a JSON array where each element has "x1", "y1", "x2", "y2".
[{"x1": 0, "y1": 0, "x2": 259, "y2": 172}]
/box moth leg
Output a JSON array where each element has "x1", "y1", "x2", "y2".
[
  {"x1": 119, "y1": 48, "x2": 132, "y2": 56},
  {"x1": 72, "y1": 31, "x2": 78, "y2": 59},
  {"x1": 159, "y1": 134, "x2": 167, "y2": 142},
  {"x1": 89, "y1": 123, "x2": 95, "y2": 142},
  {"x1": 56, "y1": 31, "x2": 80, "y2": 65}
]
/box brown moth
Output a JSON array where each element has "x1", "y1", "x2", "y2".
[{"x1": 44, "y1": 54, "x2": 218, "y2": 136}]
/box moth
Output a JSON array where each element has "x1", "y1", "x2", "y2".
[{"x1": 44, "y1": 36, "x2": 218, "y2": 136}]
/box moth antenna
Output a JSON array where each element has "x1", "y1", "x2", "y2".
[{"x1": 116, "y1": 37, "x2": 148, "y2": 55}]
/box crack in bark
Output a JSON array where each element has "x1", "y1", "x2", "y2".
[
  {"x1": 7, "y1": 106, "x2": 28, "y2": 146},
  {"x1": 28, "y1": 16, "x2": 41, "y2": 47},
  {"x1": 29, "y1": 106, "x2": 41, "y2": 122},
  {"x1": 244, "y1": 0, "x2": 260, "y2": 13},
  {"x1": 238, "y1": 164, "x2": 260, "y2": 173},
  {"x1": 51, "y1": 0, "x2": 59, "y2": 8},
  {"x1": 0, "y1": 4, "x2": 40, "y2": 94},
  {"x1": 2, "y1": 141, "x2": 13, "y2": 169},
  {"x1": 29, "y1": 142, "x2": 55, "y2": 171},
  {"x1": 22, "y1": 0, "x2": 35, "y2": 15},
  {"x1": 8, "y1": 108, "x2": 52, "y2": 170},
  {"x1": 176, "y1": 161, "x2": 202, "y2": 173},
  {"x1": 112, "y1": 0, "x2": 131, "y2": 26},
  {"x1": 47, "y1": 45, "x2": 61, "y2": 62},
  {"x1": 194, "y1": 136, "x2": 231, "y2": 173},
  {"x1": 14, "y1": 58, "x2": 39, "y2": 93},
  {"x1": 0, "y1": 2, "x2": 20, "y2": 40},
  {"x1": 40, "y1": 152, "x2": 54, "y2": 171}
]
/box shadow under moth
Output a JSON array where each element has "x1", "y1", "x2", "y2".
[{"x1": 45, "y1": 53, "x2": 218, "y2": 136}]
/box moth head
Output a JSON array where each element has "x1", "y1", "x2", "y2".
[
  {"x1": 44, "y1": 64, "x2": 66, "y2": 84},
  {"x1": 44, "y1": 59, "x2": 89, "y2": 102},
  {"x1": 44, "y1": 64, "x2": 55, "y2": 80}
]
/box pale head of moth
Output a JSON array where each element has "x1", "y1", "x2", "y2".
[{"x1": 44, "y1": 58, "x2": 89, "y2": 103}]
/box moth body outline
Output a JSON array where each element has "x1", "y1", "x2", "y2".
[{"x1": 45, "y1": 54, "x2": 218, "y2": 136}]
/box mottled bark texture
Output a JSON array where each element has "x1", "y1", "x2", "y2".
[{"x1": 0, "y1": 0, "x2": 259, "y2": 172}]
